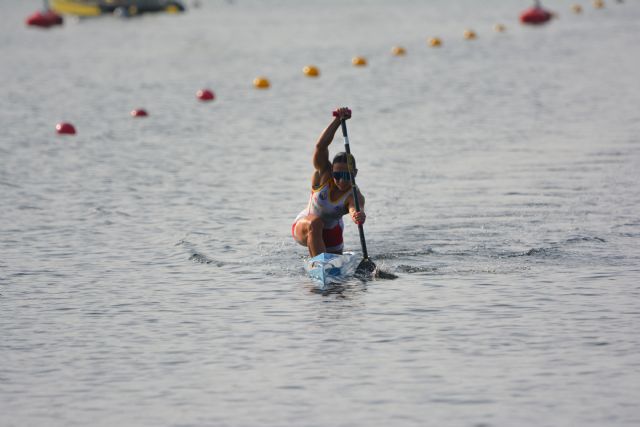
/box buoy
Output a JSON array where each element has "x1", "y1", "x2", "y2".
[
  {"x1": 463, "y1": 29, "x2": 477, "y2": 40},
  {"x1": 494, "y1": 24, "x2": 506, "y2": 32},
  {"x1": 253, "y1": 77, "x2": 270, "y2": 89},
  {"x1": 131, "y1": 109, "x2": 148, "y2": 117},
  {"x1": 593, "y1": 0, "x2": 604, "y2": 8},
  {"x1": 572, "y1": 4, "x2": 583, "y2": 13},
  {"x1": 196, "y1": 89, "x2": 215, "y2": 101},
  {"x1": 428, "y1": 37, "x2": 442, "y2": 47},
  {"x1": 26, "y1": 10, "x2": 63, "y2": 28},
  {"x1": 352, "y1": 56, "x2": 367, "y2": 66},
  {"x1": 56, "y1": 122, "x2": 76, "y2": 135},
  {"x1": 520, "y1": 7, "x2": 553, "y2": 25},
  {"x1": 303, "y1": 65, "x2": 319, "y2": 77},
  {"x1": 391, "y1": 46, "x2": 406, "y2": 56}
]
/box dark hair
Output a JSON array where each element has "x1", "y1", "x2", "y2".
[{"x1": 332, "y1": 152, "x2": 356, "y2": 170}]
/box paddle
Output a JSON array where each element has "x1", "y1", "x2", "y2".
[{"x1": 333, "y1": 108, "x2": 377, "y2": 276}]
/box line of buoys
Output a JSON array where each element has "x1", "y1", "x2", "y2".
[
  {"x1": 303, "y1": 65, "x2": 320, "y2": 77},
  {"x1": 56, "y1": 122, "x2": 76, "y2": 135},
  {"x1": 26, "y1": 10, "x2": 63, "y2": 28},
  {"x1": 253, "y1": 77, "x2": 270, "y2": 89},
  {"x1": 131, "y1": 108, "x2": 148, "y2": 117},
  {"x1": 428, "y1": 37, "x2": 442, "y2": 47},
  {"x1": 391, "y1": 46, "x2": 406, "y2": 56},
  {"x1": 196, "y1": 88, "x2": 215, "y2": 101},
  {"x1": 352, "y1": 56, "x2": 367, "y2": 67},
  {"x1": 46, "y1": 0, "x2": 625, "y2": 131}
]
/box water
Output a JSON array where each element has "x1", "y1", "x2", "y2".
[{"x1": 2, "y1": 0, "x2": 640, "y2": 425}]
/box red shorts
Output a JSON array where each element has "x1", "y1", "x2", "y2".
[{"x1": 292, "y1": 221, "x2": 344, "y2": 250}]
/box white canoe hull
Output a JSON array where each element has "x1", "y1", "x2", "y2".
[{"x1": 305, "y1": 252, "x2": 360, "y2": 288}]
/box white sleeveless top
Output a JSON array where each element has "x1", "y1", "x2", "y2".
[{"x1": 295, "y1": 179, "x2": 351, "y2": 229}]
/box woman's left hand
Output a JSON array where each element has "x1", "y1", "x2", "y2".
[{"x1": 351, "y1": 211, "x2": 366, "y2": 225}]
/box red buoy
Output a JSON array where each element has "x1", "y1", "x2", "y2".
[
  {"x1": 131, "y1": 109, "x2": 148, "y2": 117},
  {"x1": 197, "y1": 89, "x2": 215, "y2": 101},
  {"x1": 56, "y1": 122, "x2": 76, "y2": 135},
  {"x1": 520, "y1": 7, "x2": 553, "y2": 24},
  {"x1": 26, "y1": 10, "x2": 63, "y2": 28}
]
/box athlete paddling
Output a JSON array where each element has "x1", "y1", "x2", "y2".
[{"x1": 292, "y1": 107, "x2": 366, "y2": 256}]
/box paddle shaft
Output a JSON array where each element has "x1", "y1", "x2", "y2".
[{"x1": 338, "y1": 117, "x2": 370, "y2": 260}]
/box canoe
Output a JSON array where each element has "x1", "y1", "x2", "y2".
[
  {"x1": 50, "y1": 0, "x2": 185, "y2": 17},
  {"x1": 305, "y1": 252, "x2": 360, "y2": 288},
  {"x1": 50, "y1": 0, "x2": 101, "y2": 16}
]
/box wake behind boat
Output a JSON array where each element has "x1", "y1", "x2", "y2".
[{"x1": 305, "y1": 252, "x2": 360, "y2": 289}]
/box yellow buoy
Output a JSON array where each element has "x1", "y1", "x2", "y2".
[
  {"x1": 391, "y1": 46, "x2": 406, "y2": 56},
  {"x1": 352, "y1": 56, "x2": 367, "y2": 66},
  {"x1": 253, "y1": 77, "x2": 270, "y2": 89},
  {"x1": 572, "y1": 4, "x2": 583, "y2": 13},
  {"x1": 593, "y1": 0, "x2": 604, "y2": 8},
  {"x1": 303, "y1": 65, "x2": 319, "y2": 77},
  {"x1": 428, "y1": 37, "x2": 442, "y2": 47},
  {"x1": 463, "y1": 29, "x2": 477, "y2": 40},
  {"x1": 493, "y1": 24, "x2": 506, "y2": 32}
]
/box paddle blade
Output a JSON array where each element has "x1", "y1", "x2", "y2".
[{"x1": 356, "y1": 257, "x2": 377, "y2": 276}]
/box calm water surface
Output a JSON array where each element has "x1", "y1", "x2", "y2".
[{"x1": 1, "y1": 1, "x2": 639, "y2": 426}]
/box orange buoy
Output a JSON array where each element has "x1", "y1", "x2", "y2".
[
  {"x1": 352, "y1": 56, "x2": 367, "y2": 66},
  {"x1": 593, "y1": 0, "x2": 605, "y2": 8},
  {"x1": 130, "y1": 109, "x2": 148, "y2": 117},
  {"x1": 196, "y1": 89, "x2": 215, "y2": 101},
  {"x1": 463, "y1": 29, "x2": 477, "y2": 40},
  {"x1": 253, "y1": 77, "x2": 270, "y2": 89},
  {"x1": 494, "y1": 24, "x2": 506, "y2": 32},
  {"x1": 26, "y1": 10, "x2": 63, "y2": 28},
  {"x1": 56, "y1": 122, "x2": 76, "y2": 135},
  {"x1": 520, "y1": 7, "x2": 553, "y2": 24},
  {"x1": 391, "y1": 46, "x2": 406, "y2": 56},
  {"x1": 303, "y1": 65, "x2": 319, "y2": 77},
  {"x1": 572, "y1": 4, "x2": 583, "y2": 13},
  {"x1": 428, "y1": 37, "x2": 442, "y2": 47}
]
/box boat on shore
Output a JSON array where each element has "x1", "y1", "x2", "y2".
[{"x1": 50, "y1": 0, "x2": 185, "y2": 17}]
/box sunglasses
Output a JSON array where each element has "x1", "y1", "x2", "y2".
[{"x1": 332, "y1": 171, "x2": 352, "y2": 181}]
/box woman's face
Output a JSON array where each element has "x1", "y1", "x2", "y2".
[{"x1": 332, "y1": 162, "x2": 354, "y2": 191}]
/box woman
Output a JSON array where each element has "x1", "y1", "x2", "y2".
[{"x1": 292, "y1": 108, "x2": 366, "y2": 256}]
